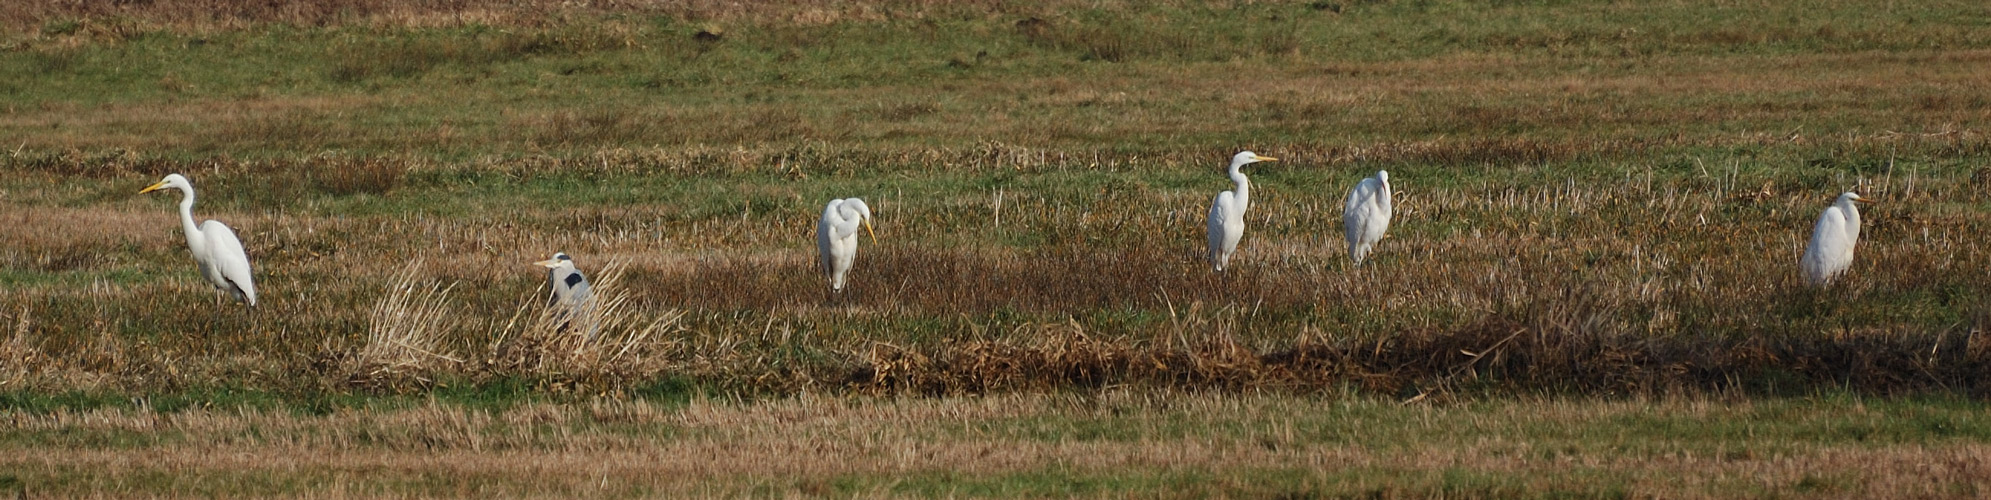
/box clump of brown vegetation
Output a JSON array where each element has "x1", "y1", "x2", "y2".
[
  {"x1": 481, "y1": 261, "x2": 687, "y2": 394},
  {"x1": 848, "y1": 309, "x2": 1991, "y2": 399},
  {"x1": 330, "y1": 261, "x2": 461, "y2": 391}
]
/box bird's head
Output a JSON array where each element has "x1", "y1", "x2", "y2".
[
  {"x1": 1376, "y1": 170, "x2": 1390, "y2": 183},
  {"x1": 849, "y1": 199, "x2": 878, "y2": 243},
  {"x1": 1229, "y1": 151, "x2": 1278, "y2": 169},
  {"x1": 534, "y1": 252, "x2": 576, "y2": 269},
  {"x1": 139, "y1": 173, "x2": 192, "y2": 195},
  {"x1": 1839, "y1": 192, "x2": 1873, "y2": 205}
]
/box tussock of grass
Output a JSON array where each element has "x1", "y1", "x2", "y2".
[
  {"x1": 483, "y1": 261, "x2": 687, "y2": 394},
  {"x1": 334, "y1": 261, "x2": 461, "y2": 390},
  {"x1": 0, "y1": 309, "x2": 48, "y2": 389}
]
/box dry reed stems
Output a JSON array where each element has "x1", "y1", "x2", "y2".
[
  {"x1": 340, "y1": 260, "x2": 461, "y2": 389},
  {"x1": 485, "y1": 261, "x2": 687, "y2": 393}
]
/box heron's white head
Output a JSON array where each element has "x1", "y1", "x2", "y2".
[
  {"x1": 1229, "y1": 151, "x2": 1278, "y2": 169},
  {"x1": 1376, "y1": 170, "x2": 1389, "y2": 182},
  {"x1": 1837, "y1": 192, "x2": 1872, "y2": 205},
  {"x1": 139, "y1": 173, "x2": 193, "y2": 195},
  {"x1": 534, "y1": 252, "x2": 577, "y2": 269}
]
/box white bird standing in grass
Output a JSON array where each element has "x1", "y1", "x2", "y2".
[
  {"x1": 140, "y1": 173, "x2": 257, "y2": 307},
  {"x1": 817, "y1": 198, "x2": 876, "y2": 292},
  {"x1": 1342, "y1": 170, "x2": 1394, "y2": 266},
  {"x1": 1800, "y1": 192, "x2": 1872, "y2": 286},
  {"x1": 1206, "y1": 151, "x2": 1278, "y2": 271}
]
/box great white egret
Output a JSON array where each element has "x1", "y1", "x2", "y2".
[
  {"x1": 140, "y1": 174, "x2": 257, "y2": 307},
  {"x1": 817, "y1": 198, "x2": 876, "y2": 292},
  {"x1": 1343, "y1": 170, "x2": 1394, "y2": 265},
  {"x1": 534, "y1": 252, "x2": 593, "y2": 309},
  {"x1": 1206, "y1": 151, "x2": 1277, "y2": 271},
  {"x1": 1800, "y1": 192, "x2": 1872, "y2": 286}
]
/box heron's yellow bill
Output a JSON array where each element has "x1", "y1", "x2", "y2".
[
  {"x1": 1853, "y1": 196, "x2": 1875, "y2": 203},
  {"x1": 139, "y1": 181, "x2": 169, "y2": 194},
  {"x1": 533, "y1": 259, "x2": 562, "y2": 268},
  {"x1": 1256, "y1": 156, "x2": 1279, "y2": 162},
  {"x1": 863, "y1": 218, "x2": 877, "y2": 243}
]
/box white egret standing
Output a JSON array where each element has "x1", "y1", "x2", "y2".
[
  {"x1": 140, "y1": 174, "x2": 257, "y2": 307},
  {"x1": 1342, "y1": 170, "x2": 1394, "y2": 265},
  {"x1": 1206, "y1": 151, "x2": 1278, "y2": 271},
  {"x1": 817, "y1": 198, "x2": 876, "y2": 292},
  {"x1": 1800, "y1": 192, "x2": 1872, "y2": 286}
]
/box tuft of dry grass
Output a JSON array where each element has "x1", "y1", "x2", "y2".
[
  {"x1": 334, "y1": 260, "x2": 462, "y2": 390},
  {"x1": 483, "y1": 261, "x2": 687, "y2": 394}
]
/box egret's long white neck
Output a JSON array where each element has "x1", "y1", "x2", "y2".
[
  {"x1": 1227, "y1": 164, "x2": 1251, "y2": 215},
  {"x1": 175, "y1": 187, "x2": 206, "y2": 255},
  {"x1": 1378, "y1": 177, "x2": 1393, "y2": 212}
]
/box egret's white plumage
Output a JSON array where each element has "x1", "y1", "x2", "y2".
[
  {"x1": 1342, "y1": 170, "x2": 1394, "y2": 265},
  {"x1": 1800, "y1": 192, "x2": 1871, "y2": 286},
  {"x1": 141, "y1": 174, "x2": 257, "y2": 307},
  {"x1": 1206, "y1": 151, "x2": 1277, "y2": 271},
  {"x1": 534, "y1": 252, "x2": 593, "y2": 309},
  {"x1": 816, "y1": 198, "x2": 876, "y2": 292}
]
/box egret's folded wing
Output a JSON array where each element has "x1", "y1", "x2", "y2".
[{"x1": 202, "y1": 220, "x2": 257, "y2": 305}]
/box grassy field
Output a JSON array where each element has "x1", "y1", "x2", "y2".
[
  {"x1": 4, "y1": 392, "x2": 1991, "y2": 498},
  {"x1": 2, "y1": 0, "x2": 1991, "y2": 496}
]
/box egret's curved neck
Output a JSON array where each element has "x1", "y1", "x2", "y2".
[
  {"x1": 1378, "y1": 178, "x2": 1393, "y2": 209},
  {"x1": 175, "y1": 187, "x2": 205, "y2": 252},
  {"x1": 1227, "y1": 164, "x2": 1251, "y2": 213},
  {"x1": 835, "y1": 206, "x2": 864, "y2": 235}
]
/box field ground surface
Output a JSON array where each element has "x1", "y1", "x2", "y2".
[
  {"x1": 5, "y1": 392, "x2": 1991, "y2": 498},
  {"x1": 3, "y1": 0, "x2": 1991, "y2": 496}
]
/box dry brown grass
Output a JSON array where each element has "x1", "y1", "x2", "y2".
[
  {"x1": 333, "y1": 260, "x2": 462, "y2": 390},
  {"x1": 1, "y1": 392, "x2": 1987, "y2": 497},
  {"x1": 483, "y1": 261, "x2": 688, "y2": 393},
  {"x1": 0, "y1": 0, "x2": 1240, "y2": 34}
]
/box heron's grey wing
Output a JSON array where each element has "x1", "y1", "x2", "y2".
[
  {"x1": 202, "y1": 220, "x2": 257, "y2": 306},
  {"x1": 564, "y1": 270, "x2": 592, "y2": 304}
]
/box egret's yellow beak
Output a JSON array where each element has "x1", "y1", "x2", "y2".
[
  {"x1": 1853, "y1": 196, "x2": 1875, "y2": 204},
  {"x1": 139, "y1": 181, "x2": 169, "y2": 194},
  {"x1": 863, "y1": 218, "x2": 877, "y2": 243},
  {"x1": 1256, "y1": 156, "x2": 1279, "y2": 162},
  {"x1": 533, "y1": 259, "x2": 561, "y2": 268}
]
